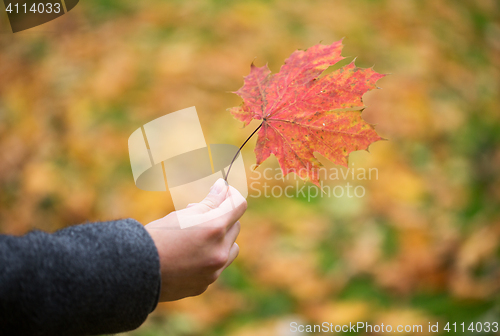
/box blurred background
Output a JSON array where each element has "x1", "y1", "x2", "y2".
[{"x1": 1, "y1": 0, "x2": 499, "y2": 335}]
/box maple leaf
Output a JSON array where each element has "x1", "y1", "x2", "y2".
[{"x1": 228, "y1": 40, "x2": 385, "y2": 187}]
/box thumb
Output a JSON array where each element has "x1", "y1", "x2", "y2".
[{"x1": 190, "y1": 178, "x2": 229, "y2": 213}]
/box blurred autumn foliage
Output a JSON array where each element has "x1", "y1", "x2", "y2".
[{"x1": 1, "y1": 0, "x2": 500, "y2": 335}]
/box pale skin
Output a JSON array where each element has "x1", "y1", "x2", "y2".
[{"x1": 145, "y1": 179, "x2": 247, "y2": 302}]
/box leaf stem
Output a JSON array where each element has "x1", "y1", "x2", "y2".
[{"x1": 224, "y1": 121, "x2": 263, "y2": 182}]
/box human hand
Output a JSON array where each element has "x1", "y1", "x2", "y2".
[{"x1": 145, "y1": 178, "x2": 247, "y2": 302}]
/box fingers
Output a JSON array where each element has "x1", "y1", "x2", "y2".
[
  {"x1": 213, "y1": 185, "x2": 247, "y2": 227},
  {"x1": 227, "y1": 242, "x2": 239, "y2": 266},
  {"x1": 178, "y1": 183, "x2": 247, "y2": 230},
  {"x1": 225, "y1": 220, "x2": 240, "y2": 244},
  {"x1": 188, "y1": 179, "x2": 229, "y2": 214},
  {"x1": 213, "y1": 224, "x2": 241, "y2": 279},
  {"x1": 214, "y1": 243, "x2": 239, "y2": 279}
]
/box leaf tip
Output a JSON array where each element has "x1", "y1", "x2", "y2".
[{"x1": 250, "y1": 57, "x2": 259, "y2": 68}]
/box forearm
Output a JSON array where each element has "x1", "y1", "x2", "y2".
[{"x1": 0, "y1": 218, "x2": 161, "y2": 336}]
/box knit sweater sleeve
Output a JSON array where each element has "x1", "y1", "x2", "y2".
[{"x1": 0, "y1": 218, "x2": 161, "y2": 336}]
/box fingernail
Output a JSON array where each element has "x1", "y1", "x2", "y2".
[{"x1": 209, "y1": 178, "x2": 226, "y2": 195}]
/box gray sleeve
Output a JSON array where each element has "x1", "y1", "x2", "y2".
[{"x1": 0, "y1": 218, "x2": 161, "y2": 336}]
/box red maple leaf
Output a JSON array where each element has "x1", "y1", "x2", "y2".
[{"x1": 228, "y1": 40, "x2": 385, "y2": 186}]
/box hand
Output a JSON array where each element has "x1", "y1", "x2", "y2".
[{"x1": 145, "y1": 179, "x2": 247, "y2": 302}]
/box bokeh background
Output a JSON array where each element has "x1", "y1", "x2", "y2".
[{"x1": 1, "y1": 0, "x2": 500, "y2": 335}]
